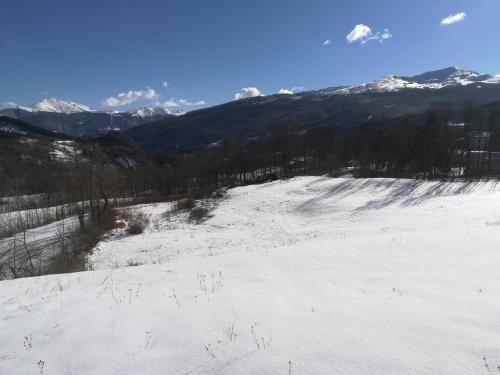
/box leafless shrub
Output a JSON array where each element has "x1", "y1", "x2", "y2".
[
  {"x1": 37, "y1": 360, "x2": 45, "y2": 375},
  {"x1": 189, "y1": 207, "x2": 209, "y2": 223},
  {"x1": 212, "y1": 189, "x2": 226, "y2": 199},
  {"x1": 205, "y1": 344, "x2": 216, "y2": 359},
  {"x1": 161, "y1": 210, "x2": 171, "y2": 220},
  {"x1": 197, "y1": 271, "x2": 223, "y2": 294},
  {"x1": 115, "y1": 220, "x2": 126, "y2": 229},
  {"x1": 126, "y1": 259, "x2": 143, "y2": 267},
  {"x1": 224, "y1": 323, "x2": 238, "y2": 342},
  {"x1": 145, "y1": 331, "x2": 152, "y2": 350},
  {"x1": 24, "y1": 334, "x2": 32, "y2": 350},
  {"x1": 44, "y1": 208, "x2": 118, "y2": 275},
  {"x1": 174, "y1": 197, "x2": 195, "y2": 212},
  {"x1": 126, "y1": 211, "x2": 149, "y2": 235}
]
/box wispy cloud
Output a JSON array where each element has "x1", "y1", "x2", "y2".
[
  {"x1": 179, "y1": 99, "x2": 206, "y2": 106},
  {"x1": 347, "y1": 24, "x2": 392, "y2": 44},
  {"x1": 102, "y1": 88, "x2": 158, "y2": 107},
  {"x1": 234, "y1": 87, "x2": 262, "y2": 100},
  {"x1": 162, "y1": 81, "x2": 168, "y2": 88},
  {"x1": 323, "y1": 39, "x2": 332, "y2": 46},
  {"x1": 0, "y1": 101, "x2": 17, "y2": 109},
  {"x1": 161, "y1": 98, "x2": 206, "y2": 109},
  {"x1": 441, "y1": 12, "x2": 466, "y2": 25},
  {"x1": 162, "y1": 99, "x2": 180, "y2": 109}
]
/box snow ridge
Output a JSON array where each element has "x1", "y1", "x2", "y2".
[
  {"x1": 126, "y1": 107, "x2": 184, "y2": 117},
  {"x1": 322, "y1": 67, "x2": 500, "y2": 95}
]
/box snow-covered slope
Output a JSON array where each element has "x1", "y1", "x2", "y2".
[
  {"x1": 323, "y1": 67, "x2": 500, "y2": 95},
  {"x1": 1, "y1": 177, "x2": 500, "y2": 374},
  {"x1": 18, "y1": 97, "x2": 95, "y2": 114},
  {"x1": 126, "y1": 107, "x2": 184, "y2": 118},
  {"x1": 127, "y1": 106, "x2": 170, "y2": 118}
]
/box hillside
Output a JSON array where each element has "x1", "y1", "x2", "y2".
[
  {"x1": 0, "y1": 117, "x2": 150, "y2": 196},
  {"x1": 126, "y1": 67, "x2": 500, "y2": 154}
]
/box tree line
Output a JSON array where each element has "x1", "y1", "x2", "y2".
[{"x1": 3, "y1": 102, "x2": 500, "y2": 206}]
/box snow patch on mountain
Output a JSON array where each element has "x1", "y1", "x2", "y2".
[
  {"x1": 126, "y1": 106, "x2": 184, "y2": 118},
  {"x1": 49, "y1": 140, "x2": 80, "y2": 161}
]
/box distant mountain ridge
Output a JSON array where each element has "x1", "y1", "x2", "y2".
[
  {"x1": 0, "y1": 98, "x2": 173, "y2": 137},
  {"x1": 126, "y1": 67, "x2": 500, "y2": 154},
  {"x1": 12, "y1": 97, "x2": 179, "y2": 118},
  {"x1": 321, "y1": 67, "x2": 500, "y2": 95},
  {"x1": 2, "y1": 67, "x2": 500, "y2": 142}
]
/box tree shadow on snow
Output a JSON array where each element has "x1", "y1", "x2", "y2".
[{"x1": 295, "y1": 177, "x2": 493, "y2": 215}]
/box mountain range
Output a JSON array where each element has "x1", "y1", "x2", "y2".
[
  {"x1": 3, "y1": 67, "x2": 500, "y2": 152},
  {"x1": 321, "y1": 67, "x2": 500, "y2": 95},
  {"x1": 0, "y1": 97, "x2": 174, "y2": 137},
  {"x1": 126, "y1": 67, "x2": 500, "y2": 154}
]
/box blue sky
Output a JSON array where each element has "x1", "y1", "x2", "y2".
[{"x1": 1, "y1": 0, "x2": 499, "y2": 111}]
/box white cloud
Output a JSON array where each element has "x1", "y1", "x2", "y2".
[
  {"x1": 323, "y1": 39, "x2": 332, "y2": 46},
  {"x1": 278, "y1": 87, "x2": 305, "y2": 95},
  {"x1": 347, "y1": 24, "x2": 372, "y2": 43},
  {"x1": 178, "y1": 99, "x2": 206, "y2": 106},
  {"x1": 379, "y1": 29, "x2": 393, "y2": 41},
  {"x1": 0, "y1": 101, "x2": 17, "y2": 109},
  {"x1": 161, "y1": 98, "x2": 206, "y2": 109},
  {"x1": 441, "y1": 12, "x2": 467, "y2": 25},
  {"x1": 162, "y1": 99, "x2": 180, "y2": 108},
  {"x1": 234, "y1": 87, "x2": 262, "y2": 100},
  {"x1": 162, "y1": 81, "x2": 168, "y2": 88},
  {"x1": 347, "y1": 24, "x2": 392, "y2": 44},
  {"x1": 101, "y1": 88, "x2": 158, "y2": 107}
]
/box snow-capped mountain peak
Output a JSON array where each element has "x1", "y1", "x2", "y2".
[
  {"x1": 406, "y1": 67, "x2": 484, "y2": 86},
  {"x1": 126, "y1": 106, "x2": 185, "y2": 118},
  {"x1": 22, "y1": 97, "x2": 95, "y2": 114},
  {"x1": 322, "y1": 67, "x2": 500, "y2": 95},
  {"x1": 127, "y1": 107, "x2": 170, "y2": 118},
  {"x1": 3, "y1": 97, "x2": 95, "y2": 114}
]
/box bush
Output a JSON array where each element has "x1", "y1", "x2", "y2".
[
  {"x1": 126, "y1": 259, "x2": 143, "y2": 267},
  {"x1": 126, "y1": 211, "x2": 149, "y2": 235},
  {"x1": 211, "y1": 189, "x2": 227, "y2": 199},
  {"x1": 175, "y1": 197, "x2": 196, "y2": 212},
  {"x1": 42, "y1": 208, "x2": 119, "y2": 276},
  {"x1": 189, "y1": 207, "x2": 209, "y2": 223}
]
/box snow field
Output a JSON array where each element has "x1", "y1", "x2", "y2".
[{"x1": 1, "y1": 176, "x2": 500, "y2": 374}]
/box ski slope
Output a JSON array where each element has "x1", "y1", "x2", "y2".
[{"x1": 1, "y1": 177, "x2": 500, "y2": 374}]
